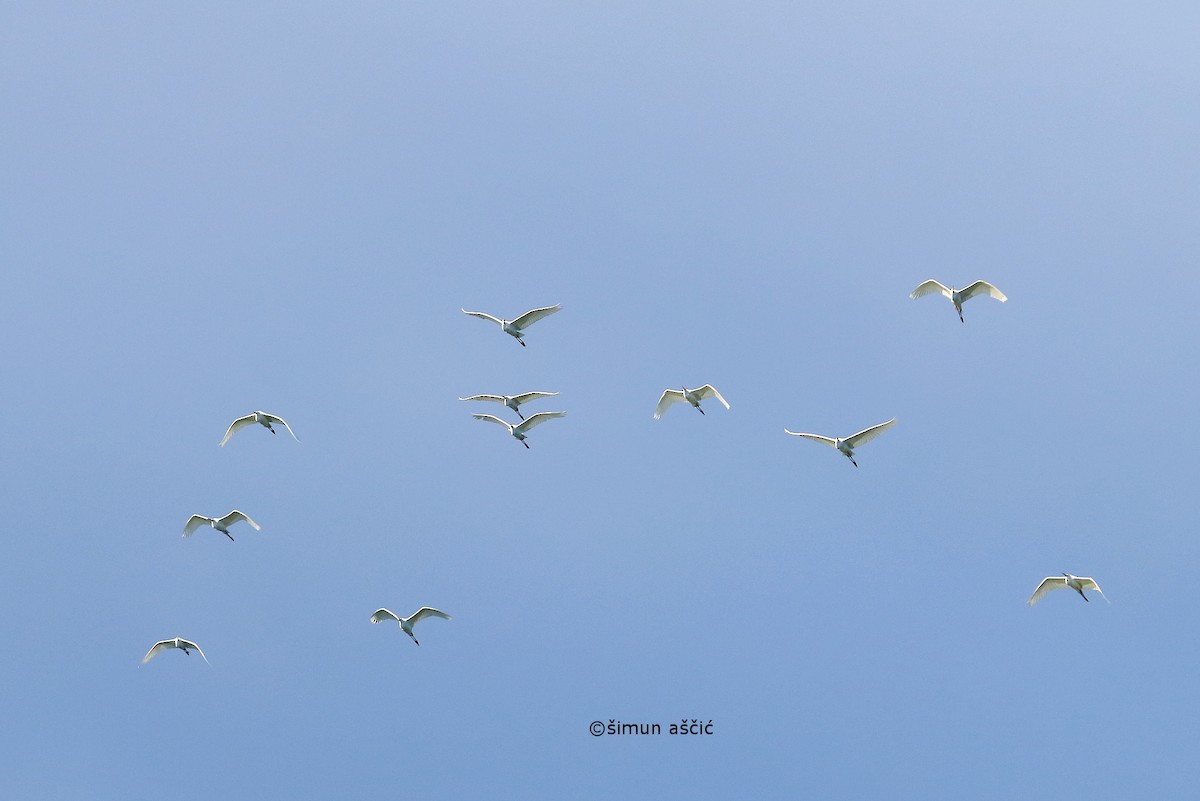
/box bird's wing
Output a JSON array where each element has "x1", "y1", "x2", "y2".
[
  {"x1": 371, "y1": 608, "x2": 401, "y2": 624},
  {"x1": 219, "y1": 510, "x2": 261, "y2": 531},
  {"x1": 1078, "y1": 577, "x2": 1111, "y2": 603},
  {"x1": 141, "y1": 640, "x2": 172, "y2": 664},
  {"x1": 515, "y1": 411, "x2": 566, "y2": 434},
  {"x1": 407, "y1": 607, "x2": 452, "y2": 626},
  {"x1": 263, "y1": 413, "x2": 300, "y2": 442},
  {"x1": 783, "y1": 430, "x2": 837, "y2": 447},
  {"x1": 510, "y1": 391, "x2": 559, "y2": 405},
  {"x1": 693, "y1": 385, "x2": 730, "y2": 409},
  {"x1": 959, "y1": 280, "x2": 1007, "y2": 303},
  {"x1": 909, "y1": 279, "x2": 951, "y2": 300},
  {"x1": 472, "y1": 413, "x2": 514, "y2": 432},
  {"x1": 462, "y1": 309, "x2": 503, "y2": 325},
  {"x1": 1026, "y1": 577, "x2": 1068, "y2": 606},
  {"x1": 844, "y1": 418, "x2": 897, "y2": 448},
  {"x1": 180, "y1": 639, "x2": 209, "y2": 663},
  {"x1": 459, "y1": 394, "x2": 505, "y2": 404},
  {"x1": 219, "y1": 414, "x2": 255, "y2": 447},
  {"x1": 510, "y1": 304, "x2": 561, "y2": 330},
  {"x1": 181, "y1": 515, "x2": 209, "y2": 538},
  {"x1": 654, "y1": 389, "x2": 685, "y2": 419}
]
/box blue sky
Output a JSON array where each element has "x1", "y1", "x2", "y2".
[{"x1": 3, "y1": 2, "x2": 1199, "y2": 798}]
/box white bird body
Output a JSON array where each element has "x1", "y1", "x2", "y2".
[
  {"x1": 1027, "y1": 573, "x2": 1109, "y2": 605},
  {"x1": 371, "y1": 607, "x2": 452, "y2": 646},
  {"x1": 461, "y1": 304, "x2": 561, "y2": 346},
  {"x1": 910, "y1": 279, "x2": 1007, "y2": 322},
  {"x1": 182, "y1": 510, "x2": 261, "y2": 541},
  {"x1": 784, "y1": 418, "x2": 897, "y2": 467},
  {"x1": 473, "y1": 411, "x2": 566, "y2": 448},
  {"x1": 219, "y1": 410, "x2": 300, "y2": 446},
  {"x1": 653, "y1": 385, "x2": 730, "y2": 420},
  {"x1": 142, "y1": 637, "x2": 209, "y2": 664},
  {"x1": 459, "y1": 391, "x2": 559, "y2": 421}
]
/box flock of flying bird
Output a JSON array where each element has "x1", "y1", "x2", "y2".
[{"x1": 141, "y1": 277, "x2": 1104, "y2": 666}]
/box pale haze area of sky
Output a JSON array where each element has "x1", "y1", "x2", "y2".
[{"x1": 2, "y1": 2, "x2": 1199, "y2": 799}]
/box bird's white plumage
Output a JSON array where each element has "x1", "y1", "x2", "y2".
[
  {"x1": 510, "y1": 305, "x2": 562, "y2": 329},
  {"x1": 958, "y1": 280, "x2": 1008, "y2": 303},
  {"x1": 370, "y1": 607, "x2": 452, "y2": 645},
  {"x1": 653, "y1": 384, "x2": 730, "y2": 419},
  {"x1": 1027, "y1": 574, "x2": 1108, "y2": 606},
  {"x1": 909, "y1": 279, "x2": 953, "y2": 300},
  {"x1": 459, "y1": 392, "x2": 559, "y2": 419},
  {"x1": 219, "y1": 411, "x2": 300, "y2": 446},
  {"x1": 843, "y1": 418, "x2": 897, "y2": 448},
  {"x1": 181, "y1": 510, "x2": 261, "y2": 539},
  {"x1": 910, "y1": 279, "x2": 1007, "y2": 320},
  {"x1": 472, "y1": 411, "x2": 566, "y2": 445},
  {"x1": 784, "y1": 418, "x2": 896, "y2": 466},
  {"x1": 461, "y1": 305, "x2": 561, "y2": 345},
  {"x1": 782, "y1": 430, "x2": 837, "y2": 447},
  {"x1": 141, "y1": 637, "x2": 209, "y2": 664}
]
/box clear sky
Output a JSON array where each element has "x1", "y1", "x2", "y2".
[{"x1": 3, "y1": 2, "x2": 1198, "y2": 798}]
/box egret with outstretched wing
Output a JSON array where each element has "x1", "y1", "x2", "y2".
[
  {"x1": 910, "y1": 279, "x2": 1006, "y2": 322},
  {"x1": 142, "y1": 637, "x2": 209, "y2": 664},
  {"x1": 784, "y1": 418, "x2": 896, "y2": 467},
  {"x1": 653, "y1": 385, "x2": 730, "y2": 420},
  {"x1": 182, "y1": 510, "x2": 261, "y2": 541},
  {"x1": 1027, "y1": 573, "x2": 1109, "y2": 605},
  {"x1": 461, "y1": 304, "x2": 561, "y2": 346},
  {"x1": 459, "y1": 391, "x2": 559, "y2": 420},
  {"x1": 473, "y1": 411, "x2": 566, "y2": 448},
  {"x1": 371, "y1": 607, "x2": 452, "y2": 646},
  {"x1": 219, "y1": 411, "x2": 300, "y2": 446}
]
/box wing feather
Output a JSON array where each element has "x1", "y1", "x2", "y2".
[
  {"x1": 654, "y1": 389, "x2": 685, "y2": 419},
  {"x1": 180, "y1": 639, "x2": 210, "y2": 663},
  {"x1": 693, "y1": 385, "x2": 730, "y2": 409},
  {"x1": 182, "y1": 515, "x2": 209, "y2": 538},
  {"x1": 510, "y1": 391, "x2": 559, "y2": 406},
  {"x1": 1078, "y1": 577, "x2": 1110, "y2": 603},
  {"x1": 407, "y1": 607, "x2": 452, "y2": 626},
  {"x1": 844, "y1": 418, "x2": 896, "y2": 448},
  {"x1": 459, "y1": 394, "x2": 506, "y2": 404},
  {"x1": 371, "y1": 608, "x2": 401, "y2": 624},
  {"x1": 510, "y1": 304, "x2": 561, "y2": 330},
  {"x1": 909, "y1": 279, "x2": 951, "y2": 300},
  {"x1": 1026, "y1": 577, "x2": 1068, "y2": 606},
  {"x1": 473, "y1": 413, "x2": 514, "y2": 431},
  {"x1": 262, "y1": 413, "x2": 300, "y2": 442},
  {"x1": 218, "y1": 510, "x2": 260, "y2": 531},
  {"x1": 141, "y1": 640, "x2": 172, "y2": 664},
  {"x1": 783, "y1": 429, "x2": 837, "y2": 447},
  {"x1": 219, "y1": 414, "x2": 255, "y2": 447},
  {"x1": 462, "y1": 309, "x2": 503, "y2": 325},
  {"x1": 959, "y1": 280, "x2": 1007, "y2": 303},
  {"x1": 514, "y1": 411, "x2": 566, "y2": 434}
]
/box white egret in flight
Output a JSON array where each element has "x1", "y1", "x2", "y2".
[
  {"x1": 459, "y1": 391, "x2": 560, "y2": 421},
  {"x1": 472, "y1": 411, "x2": 566, "y2": 448},
  {"x1": 461, "y1": 304, "x2": 561, "y2": 346},
  {"x1": 910, "y1": 279, "x2": 1007, "y2": 322},
  {"x1": 142, "y1": 637, "x2": 209, "y2": 664},
  {"x1": 219, "y1": 411, "x2": 299, "y2": 446},
  {"x1": 784, "y1": 418, "x2": 897, "y2": 467},
  {"x1": 370, "y1": 607, "x2": 452, "y2": 646},
  {"x1": 1027, "y1": 573, "x2": 1109, "y2": 605},
  {"x1": 182, "y1": 510, "x2": 261, "y2": 541},
  {"x1": 653, "y1": 385, "x2": 730, "y2": 420}
]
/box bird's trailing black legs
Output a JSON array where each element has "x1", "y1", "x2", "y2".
[
  {"x1": 523, "y1": 441, "x2": 530, "y2": 448},
  {"x1": 224, "y1": 532, "x2": 235, "y2": 541}
]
